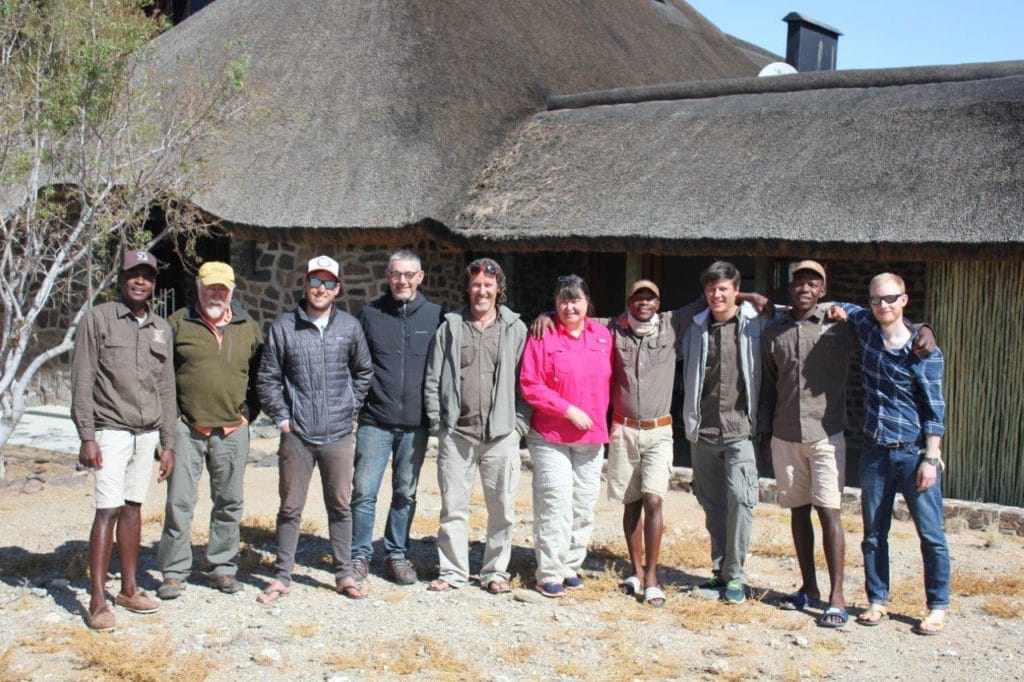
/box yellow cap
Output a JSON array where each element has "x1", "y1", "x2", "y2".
[{"x1": 198, "y1": 261, "x2": 235, "y2": 287}]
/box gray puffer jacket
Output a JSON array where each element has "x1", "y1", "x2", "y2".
[{"x1": 257, "y1": 303, "x2": 372, "y2": 445}]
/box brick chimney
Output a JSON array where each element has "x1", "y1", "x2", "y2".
[{"x1": 783, "y1": 12, "x2": 841, "y2": 71}]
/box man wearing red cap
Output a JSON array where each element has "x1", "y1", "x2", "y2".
[
  {"x1": 157, "y1": 261, "x2": 263, "y2": 599},
  {"x1": 71, "y1": 249, "x2": 176, "y2": 630}
]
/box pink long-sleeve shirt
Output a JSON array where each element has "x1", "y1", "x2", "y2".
[{"x1": 519, "y1": 317, "x2": 613, "y2": 444}]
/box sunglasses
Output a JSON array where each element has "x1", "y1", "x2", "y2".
[
  {"x1": 469, "y1": 263, "x2": 500, "y2": 277},
  {"x1": 387, "y1": 270, "x2": 420, "y2": 281},
  {"x1": 868, "y1": 293, "x2": 903, "y2": 306},
  {"x1": 307, "y1": 277, "x2": 339, "y2": 290}
]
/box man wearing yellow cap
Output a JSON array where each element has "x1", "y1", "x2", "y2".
[{"x1": 157, "y1": 261, "x2": 263, "y2": 599}]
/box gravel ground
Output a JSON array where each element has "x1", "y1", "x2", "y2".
[{"x1": 1, "y1": 436, "x2": 1023, "y2": 681}]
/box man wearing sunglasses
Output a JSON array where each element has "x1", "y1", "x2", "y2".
[
  {"x1": 256, "y1": 255, "x2": 373, "y2": 603},
  {"x1": 350, "y1": 250, "x2": 444, "y2": 586},
  {"x1": 836, "y1": 273, "x2": 949, "y2": 635}
]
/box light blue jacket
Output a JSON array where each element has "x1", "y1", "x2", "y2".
[{"x1": 679, "y1": 301, "x2": 774, "y2": 443}]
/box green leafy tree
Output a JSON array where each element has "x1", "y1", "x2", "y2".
[{"x1": 0, "y1": 0, "x2": 248, "y2": 479}]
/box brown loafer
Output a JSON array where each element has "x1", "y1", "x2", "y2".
[
  {"x1": 115, "y1": 590, "x2": 159, "y2": 614},
  {"x1": 210, "y1": 574, "x2": 244, "y2": 594},
  {"x1": 86, "y1": 605, "x2": 116, "y2": 631}
]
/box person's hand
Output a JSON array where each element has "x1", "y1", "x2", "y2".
[
  {"x1": 916, "y1": 460, "x2": 938, "y2": 492},
  {"x1": 564, "y1": 405, "x2": 593, "y2": 431},
  {"x1": 157, "y1": 449, "x2": 175, "y2": 483},
  {"x1": 913, "y1": 325, "x2": 936, "y2": 357},
  {"x1": 616, "y1": 312, "x2": 629, "y2": 329},
  {"x1": 78, "y1": 441, "x2": 102, "y2": 469},
  {"x1": 529, "y1": 313, "x2": 555, "y2": 339},
  {"x1": 826, "y1": 305, "x2": 848, "y2": 322},
  {"x1": 747, "y1": 292, "x2": 771, "y2": 314},
  {"x1": 280, "y1": 420, "x2": 291, "y2": 434}
]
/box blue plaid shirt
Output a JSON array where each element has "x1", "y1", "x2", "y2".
[{"x1": 839, "y1": 303, "x2": 945, "y2": 446}]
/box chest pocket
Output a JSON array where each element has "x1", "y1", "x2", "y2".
[
  {"x1": 101, "y1": 336, "x2": 130, "y2": 366},
  {"x1": 460, "y1": 333, "x2": 476, "y2": 369},
  {"x1": 148, "y1": 337, "x2": 169, "y2": 372},
  {"x1": 408, "y1": 329, "x2": 433, "y2": 357}
]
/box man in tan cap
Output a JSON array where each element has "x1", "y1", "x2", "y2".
[{"x1": 157, "y1": 261, "x2": 263, "y2": 599}]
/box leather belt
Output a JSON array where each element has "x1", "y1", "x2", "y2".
[{"x1": 613, "y1": 414, "x2": 672, "y2": 430}]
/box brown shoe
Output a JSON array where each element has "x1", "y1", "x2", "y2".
[
  {"x1": 86, "y1": 606, "x2": 116, "y2": 631},
  {"x1": 210, "y1": 574, "x2": 244, "y2": 594},
  {"x1": 115, "y1": 590, "x2": 159, "y2": 614},
  {"x1": 385, "y1": 557, "x2": 417, "y2": 585},
  {"x1": 350, "y1": 557, "x2": 370, "y2": 582}
]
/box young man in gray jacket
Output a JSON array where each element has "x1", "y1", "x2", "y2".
[
  {"x1": 423, "y1": 258, "x2": 530, "y2": 594},
  {"x1": 256, "y1": 255, "x2": 372, "y2": 603},
  {"x1": 680, "y1": 261, "x2": 776, "y2": 604}
]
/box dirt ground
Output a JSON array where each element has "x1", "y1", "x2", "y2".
[{"x1": 1, "y1": 437, "x2": 1022, "y2": 681}]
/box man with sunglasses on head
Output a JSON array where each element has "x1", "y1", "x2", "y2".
[
  {"x1": 835, "y1": 273, "x2": 949, "y2": 636},
  {"x1": 423, "y1": 258, "x2": 530, "y2": 594},
  {"x1": 256, "y1": 255, "x2": 373, "y2": 603},
  {"x1": 350, "y1": 250, "x2": 444, "y2": 586}
]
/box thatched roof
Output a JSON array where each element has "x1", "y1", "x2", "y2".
[
  {"x1": 455, "y1": 61, "x2": 1024, "y2": 257},
  {"x1": 141, "y1": 0, "x2": 761, "y2": 231}
]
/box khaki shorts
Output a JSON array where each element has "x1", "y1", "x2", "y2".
[
  {"x1": 770, "y1": 433, "x2": 846, "y2": 510},
  {"x1": 606, "y1": 423, "x2": 673, "y2": 504},
  {"x1": 92, "y1": 429, "x2": 159, "y2": 509}
]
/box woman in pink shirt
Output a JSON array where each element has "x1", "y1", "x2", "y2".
[{"x1": 520, "y1": 275, "x2": 613, "y2": 597}]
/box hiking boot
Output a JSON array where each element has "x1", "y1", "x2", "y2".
[
  {"x1": 351, "y1": 557, "x2": 370, "y2": 582},
  {"x1": 723, "y1": 581, "x2": 747, "y2": 604},
  {"x1": 86, "y1": 605, "x2": 116, "y2": 631},
  {"x1": 385, "y1": 557, "x2": 418, "y2": 585},
  {"x1": 157, "y1": 578, "x2": 186, "y2": 600},
  {"x1": 210, "y1": 574, "x2": 244, "y2": 594},
  {"x1": 115, "y1": 590, "x2": 160, "y2": 614}
]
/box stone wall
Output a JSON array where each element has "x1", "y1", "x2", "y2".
[{"x1": 229, "y1": 237, "x2": 465, "y2": 328}]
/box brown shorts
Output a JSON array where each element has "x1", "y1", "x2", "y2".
[
  {"x1": 606, "y1": 423, "x2": 673, "y2": 504},
  {"x1": 770, "y1": 433, "x2": 846, "y2": 510}
]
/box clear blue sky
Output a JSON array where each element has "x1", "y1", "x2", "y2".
[{"x1": 687, "y1": 1, "x2": 1024, "y2": 70}]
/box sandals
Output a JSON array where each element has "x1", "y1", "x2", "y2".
[
  {"x1": 856, "y1": 603, "x2": 888, "y2": 626},
  {"x1": 619, "y1": 576, "x2": 641, "y2": 596},
  {"x1": 778, "y1": 591, "x2": 812, "y2": 611},
  {"x1": 817, "y1": 606, "x2": 850, "y2": 628},
  {"x1": 336, "y1": 579, "x2": 367, "y2": 600},
  {"x1": 486, "y1": 580, "x2": 511, "y2": 594},
  {"x1": 257, "y1": 581, "x2": 290, "y2": 605},
  {"x1": 643, "y1": 586, "x2": 667, "y2": 608},
  {"x1": 912, "y1": 611, "x2": 946, "y2": 636},
  {"x1": 427, "y1": 579, "x2": 454, "y2": 592}
]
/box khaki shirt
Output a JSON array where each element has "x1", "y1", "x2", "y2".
[
  {"x1": 454, "y1": 315, "x2": 501, "y2": 443},
  {"x1": 71, "y1": 301, "x2": 177, "y2": 449},
  {"x1": 611, "y1": 304, "x2": 701, "y2": 420},
  {"x1": 759, "y1": 304, "x2": 858, "y2": 443},
  {"x1": 698, "y1": 316, "x2": 751, "y2": 443}
]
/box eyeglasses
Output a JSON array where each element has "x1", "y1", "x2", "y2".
[
  {"x1": 868, "y1": 293, "x2": 903, "y2": 306},
  {"x1": 387, "y1": 270, "x2": 421, "y2": 281},
  {"x1": 469, "y1": 263, "x2": 500, "y2": 277},
  {"x1": 307, "y1": 277, "x2": 339, "y2": 290}
]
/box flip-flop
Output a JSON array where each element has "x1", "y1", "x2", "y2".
[
  {"x1": 619, "y1": 576, "x2": 641, "y2": 596},
  {"x1": 486, "y1": 580, "x2": 511, "y2": 594},
  {"x1": 856, "y1": 604, "x2": 888, "y2": 626},
  {"x1": 912, "y1": 614, "x2": 946, "y2": 636},
  {"x1": 816, "y1": 606, "x2": 850, "y2": 628},
  {"x1": 257, "y1": 581, "x2": 290, "y2": 605},
  {"x1": 336, "y1": 580, "x2": 367, "y2": 600},
  {"x1": 644, "y1": 586, "x2": 667, "y2": 608},
  {"x1": 777, "y1": 591, "x2": 811, "y2": 611},
  {"x1": 427, "y1": 579, "x2": 453, "y2": 592}
]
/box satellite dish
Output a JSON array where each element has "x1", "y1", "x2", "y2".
[{"x1": 758, "y1": 62, "x2": 798, "y2": 77}]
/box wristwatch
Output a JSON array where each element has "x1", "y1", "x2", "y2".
[{"x1": 921, "y1": 455, "x2": 942, "y2": 467}]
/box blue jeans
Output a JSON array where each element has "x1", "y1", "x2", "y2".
[
  {"x1": 860, "y1": 443, "x2": 950, "y2": 609},
  {"x1": 350, "y1": 424, "x2": 428, "y2": 560}
]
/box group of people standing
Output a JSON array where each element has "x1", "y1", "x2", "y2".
[{"x1": 71, "y1": 248, "x2": 950, "y2": 638}]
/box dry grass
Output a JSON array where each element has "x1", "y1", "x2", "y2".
[
  {"x1": 657, "y1": 534, "x2": 712, "y2": 571},
  {"x1": 19, "y1": 625, "x2": 211, "y2": 682},
  {"x1": 498, "y1": 644, "x2": 534, "y2": 663},
  {"x1": 981, "y1": 597, "x2": 1024, "y2": 619},
  {"x1": 813, "y1": 637, "x2": 847, "y2": 653},
  {"x1": 952, "y1": 570, "x2": 1024, "y2": 597},
  {"x1": 0, "y1": 646, "x2": 34, "y2": 682},
  {"x1": 664, "y1": 592, "x2": 806, "y2": 632},
  {"x1": 142, "y1": 509, "x2": 164, "y2": 525},
  {"x1": 326, "y1": 635, "x2": 476, "y2": 679},
  {"x1": 289, "y1": 622, "x2": 320, "y2": 637}
]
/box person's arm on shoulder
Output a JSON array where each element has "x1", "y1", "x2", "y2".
[
  {"x1": 529, "y1": 311, "x2": 555, "y2": 339},
  {"x1": 910, "y1": 322, "x2": 936, "y2": 357}
]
